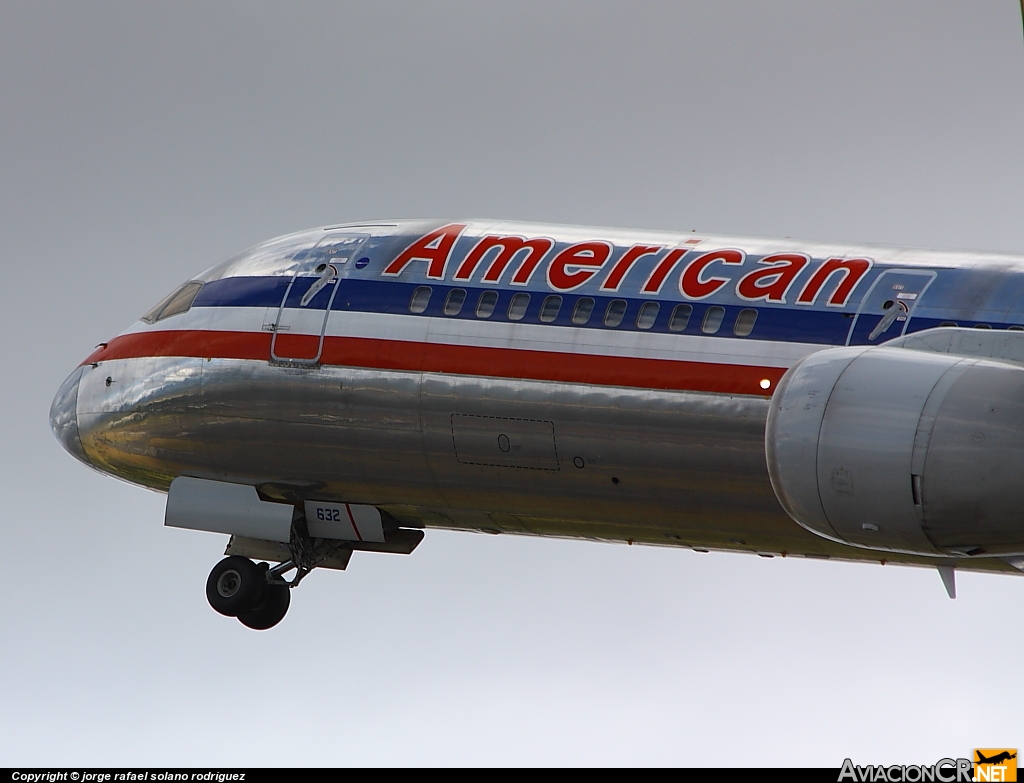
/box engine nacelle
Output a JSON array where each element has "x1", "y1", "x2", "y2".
[{"x1": 766, "y1": 343, "x2": 1024, "y2": 557}]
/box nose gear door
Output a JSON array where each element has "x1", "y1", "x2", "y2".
[
  {"x1": 270, "y1": 233, "x2": 368, "y2": 364},
  {"x1": 846, "y1": 269, "x2": 936, "y2": 346}
]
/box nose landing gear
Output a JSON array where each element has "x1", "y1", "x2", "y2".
[
  {"x1": 238, "y1": 578, "x2": 290, "y2": 630},
  {"x1": 205, "y1": 555, "x2": 292, "y2": 630},
  {"x1": 204, "y1": 511, "x2": 346, "y2": 631},
  {"x1": 202, "y1": 506, "x2": 424, "y2": 630}
]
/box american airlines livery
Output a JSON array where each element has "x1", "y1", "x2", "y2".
[{"x1": 50, "y1": 219, "x2": 1024, "y2": 628}]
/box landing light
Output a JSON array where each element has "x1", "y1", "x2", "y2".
[{"x1": 759, "y1": 378, "x2": 771, "y2": 390}]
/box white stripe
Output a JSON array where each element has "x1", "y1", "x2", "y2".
[
  {"x1": 123, "y1": 306, "x2": 272, "y2": 335},
  {"x1": 122, "y1": 306, "x2": 824, "y2": 369}
]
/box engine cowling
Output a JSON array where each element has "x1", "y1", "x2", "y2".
[{"x1": 766, "y1": 343, "x2": 1024, "y2": 557}]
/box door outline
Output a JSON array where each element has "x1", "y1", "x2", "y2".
[
  {"x1": 269, "y1": 233, "x2": 368, "y2": 365},
  {"x1": 269, "y1": 271, "x2": 341, "y2": 364},
  {"x1": 845, "y1": 269, "x2": 937, "y2": 346}
]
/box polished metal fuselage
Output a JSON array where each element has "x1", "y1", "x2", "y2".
[
  {"x1": 57, "y1": 219, "x2": 1024, "y2": 575},
  {"x1": 77, "y1": 355, "x2": 788, "y2": 549}
]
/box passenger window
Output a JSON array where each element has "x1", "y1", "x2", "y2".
[
  {"x1": 444, "y1": 288, "x2": 467, "y2": 316},
  {"x1": 1009, "y1": 325, "x2": 1024, "y2": 331},
  {"x1": 702, "y1": 306, "x2": 725, "y2": 334},
  {"x1": 539, "y1": 295, "x2": 562, "y2": 323},
  {"x1": 974, "y1": 323, "x2": 992, "y2": 329},
  {"x1": 939, "y1": 321, "x2": 957, "y2": 327},
  {"x1": 636, "y1": 302, "x2": 659, "y2": 330},
  {"x1": 733, "y1": 308, "x2": 758, "y2": 337},
  {"x1": 141, "y1": 281, "x2": 203, "y2": 324},
  {"x1": 668, "y1": 304, "x2": 692, "y2": 332},
  {"x1": 572, "y1": 298, "x2": 595, "y2": 326},
  {"x1": 409, "y1": 286, "x2": 432, "y2": 314},
  {"x1": 604, "y1": 300, "x2": 627, "y2": 327},
  {"x1": 476, "y1": 290, "x2": 498, "y2": 318},
  {"x1": 508, "y1": 293, "x2": 530, "y2": 321}
]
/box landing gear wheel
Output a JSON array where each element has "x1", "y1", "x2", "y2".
[
  {"x1": 238, "y1": 582, "x2": 291, "y2": 630},
  {"x1": 206, "y1": 556, "x2": 265, "y2": 617}
]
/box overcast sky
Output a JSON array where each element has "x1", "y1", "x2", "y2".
[{"x1": 3, "y1": 0, "x2": 1024, "y2": 767}]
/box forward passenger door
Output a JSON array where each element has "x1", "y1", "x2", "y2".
[{"x1": 270, "y1": 233, "x2": 368, "y2": 364}]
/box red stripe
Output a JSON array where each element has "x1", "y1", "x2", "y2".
[
  {"x1": 84, "y1": 330, "x2": 273, "y2": 365},
  {"x1": 344, "y1": 504, "x2": 363, "y2": 542},
  {"x1": 82, "y1": 329, "x2": 784, "y2": 396}
]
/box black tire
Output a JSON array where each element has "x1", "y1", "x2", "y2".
[
  {"x1": 238, "y1": 582, "x2": 291, "y2": 630},
  {"x1": 206, "y1": 556, "x2": 266, "y2": 617}
]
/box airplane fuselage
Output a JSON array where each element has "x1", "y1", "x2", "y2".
[{"x1": 51, "y1": 220, "x2": 1024, "y2": 576}]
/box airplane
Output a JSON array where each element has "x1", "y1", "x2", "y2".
[
  {"x1": 48, "y1": 217, "x2": 1024, "y2": 629},
  {"x1": 976, "y1": 752, "x2": 1017, "y2": 765}
]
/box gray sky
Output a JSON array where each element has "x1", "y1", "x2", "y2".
[{"x1": 3, "y1": 0, "x2": 1024, "y2": 766}]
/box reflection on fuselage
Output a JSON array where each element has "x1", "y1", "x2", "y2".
[{"x1": 50, "y1": 220, "x2": 1024, "y2": 575}]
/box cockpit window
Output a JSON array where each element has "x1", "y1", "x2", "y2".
[{"x1": 141, "y1": 281, "x2": 203, "y2": 324}]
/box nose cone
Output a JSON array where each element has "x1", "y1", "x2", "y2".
[{"x1": 50, "y1": 366, "x2": 92, "y2": 467}]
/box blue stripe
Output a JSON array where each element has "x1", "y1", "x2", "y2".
[
  {"x1": 193, "y1": 276, "x2": 289, "y2": 308},
  {"x1": 190, "y1": 275, "x2": 1024, "y2": 347}
]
